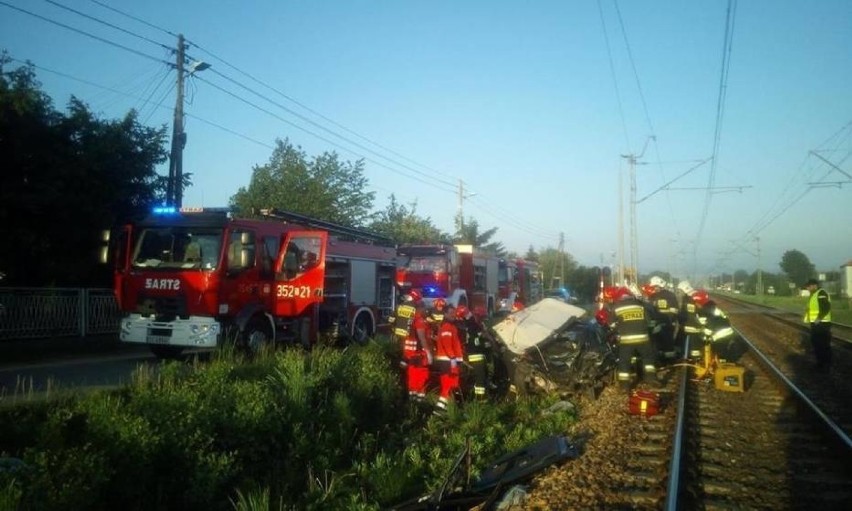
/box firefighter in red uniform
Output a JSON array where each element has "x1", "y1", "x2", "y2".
[
  {"x1": 426, "y1": 297, "x2": 447, "y2": 343},
  {"x1": 611, "y1": 287, "x2": 657, "y2": 390},
  {"x1": 390, "y1": 290, "x2": 432, "y2": 402},
  {"x1": 434, "y1": 305, "x2": 465, "y2": 414}
]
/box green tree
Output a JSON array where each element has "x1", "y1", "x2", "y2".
[
  {"x1": 566, "y1": 265, "x2": 603, "y2": 303},
  {"x1": 0, "y1": 58, "x2": 168, "y2": 286},
  {"x1": 230, "y1": 139, "x2": 374, "y2": 226},
  {"x1": 538, "y1": 247, "x2": 578, "y2": 289},
  {"x1": 367, "y1": 195, "x2": 450, "y2": 244},
  {"x1": 454, "y1": 217, "x2": 505, "y2": 256},
  {"x1": 779, "y1": 249, "x2": 815, "y2": 289},
  {"x1": 524, "y1": 245, "x2": 539, "y2": 263}
]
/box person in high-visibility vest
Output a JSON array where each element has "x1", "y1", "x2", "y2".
[{"x1": 803, "y1": 278, "x2": 832, "y2": 372}]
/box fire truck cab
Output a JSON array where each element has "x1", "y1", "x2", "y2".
[
  {"x1": 112, "y1": 207, "x2": 396, "y2": 357},
  {"x1": 396, "y1": 243, "x2": 498, "y2": 316},
  {"x1": 497, "y1": 258, "x2": 543, "y2": 313}
]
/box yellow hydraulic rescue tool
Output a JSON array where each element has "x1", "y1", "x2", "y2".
[{"x1": 691, "y1": 334, "x2": 745, "y2": 392}]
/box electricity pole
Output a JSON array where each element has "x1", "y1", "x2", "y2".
[
  {"x1": 457, "y1": 179, "x2": 476, "y2": 235},
  {"x1": 756, "y1": 236, "x2": 763, "y2": 296},
  {"x1": 621, "y1": 136, "x2": 653, "y2": 284},
  {"x1": 166, "y1": 34, "x2": 186, "y2": 208},
  {"x1": 165, "y1": 34, "x2": 209, "y2": 208}
]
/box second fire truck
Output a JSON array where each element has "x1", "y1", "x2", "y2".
[
  {"x1": 395, "y1": 243, "x2": 499, "y2": 316},
  {"x1": 497, "y1": 258, "x2": 544, "y2": 312}
]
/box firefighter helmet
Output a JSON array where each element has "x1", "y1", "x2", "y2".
[
  {"x1": 649, "y1": 275, "x2": 666, "y2": 288},
  {"x1": 693, "y1": 289, "x2": 710, "y2": 307},
  {"x1": 677, "y1": 280, "x2": 694, "y2": 296},
  {"x1": 602, "y1": 286, "x2": 619, "y2": 303},
  {"x1": 595, "y1": 308, "x2": 610, "y2": 327},
  {"x1": 614, "y1": 286, "x2": 633, "y2": 301},
  {"x1": 433, "y1": 297, "x2": 447, "y2": 311},
  {"x1": 455, "y1": 305, "x2": 470, "y2": 319},
  {"x1": 403, "y1": 289, "x2": 422, "y2": 303}
]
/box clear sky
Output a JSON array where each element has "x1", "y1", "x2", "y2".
[{"x1": 2, "y1": 0, "x2": 851, "y2": 282}]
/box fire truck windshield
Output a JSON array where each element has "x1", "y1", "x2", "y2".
[
  {"x1": 132, "y1": 227, "x2": 223, "y2": 270},
  {"x1": 406, "y1": 256, "x2": 447, "y2": 273}
]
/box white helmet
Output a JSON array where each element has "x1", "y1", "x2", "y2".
[
  {"x1": 628, "y1": 283, "x2": 642, "y2": 298},
  {"x1": 649, "y1": 276, "x2": 666, "y2": 288},
  {"x1": 677, "y1": 280, "x2": 694, "y2": 295}
]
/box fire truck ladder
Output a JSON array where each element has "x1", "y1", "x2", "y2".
[{"x1": 258, "y1": 208, "x2": 395, "y2": 246}]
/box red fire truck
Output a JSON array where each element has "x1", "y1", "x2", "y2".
[
  {"x1": 497, "y1": 258, "x2": 543, "y2": 313},
  {"x1": 111, "y1": 207, "x2": 397, "y2": 357},
  {"x1": 395, "y1": 243, "x2": 499, "y2": 316}
]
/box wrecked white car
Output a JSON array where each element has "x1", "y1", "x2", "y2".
[{"x1": 490, "y1": 298, "x2": 616, "y2": 399}]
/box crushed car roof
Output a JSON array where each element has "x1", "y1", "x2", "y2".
[{"x1": 492, "y1": 298, "x2": 588, "y2": 355}]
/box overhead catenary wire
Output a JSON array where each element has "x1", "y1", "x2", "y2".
[{"x1": 695, "y1": 0, "x2": 738, "y2": 247}]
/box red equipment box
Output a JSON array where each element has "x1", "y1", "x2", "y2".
[{"x1": 628, "y1": 390, "x2": 661, "y2": 417}]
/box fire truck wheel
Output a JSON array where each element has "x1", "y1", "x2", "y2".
[
  {"x1": 242, "y1": 317, "x2": 272, "y2": 355},
  {"x1": 149, "y1": 345, "x2": 184, "y2": 360},
  {"x1": 350, "y1": 313, "x2": 373, "y2": 346}
]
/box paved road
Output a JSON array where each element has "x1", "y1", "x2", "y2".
[
  {"x1": 0, "y1": 337, "x2": 212, "y2": 397},
  {"x1": 0, "y1": 351, "x2": 156, "y2": 395}
]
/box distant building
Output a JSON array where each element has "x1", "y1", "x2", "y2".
[{"x1": 841, "y1": 260, "x2": 852, "y2": 299}]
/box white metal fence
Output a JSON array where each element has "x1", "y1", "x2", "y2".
[{"x1": 0, "y1": 288, "x2": 120, "y2": 340}]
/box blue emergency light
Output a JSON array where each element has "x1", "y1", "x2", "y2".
[{"x1": 153, "y1": 206, "x2": 177, "y2": 215}]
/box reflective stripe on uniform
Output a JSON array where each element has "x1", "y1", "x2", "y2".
[
  {"x1": 468, "y1": 354, "x2": 486, "y2": 362},
  {"x1": 620, "y1": 334, "x2": 650, "y2": 344}
]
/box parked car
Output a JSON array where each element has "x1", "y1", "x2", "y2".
[{"x1": 544, "y1": 287, "x2": 577, "y2": 304}]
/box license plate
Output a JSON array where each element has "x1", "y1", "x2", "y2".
[{"x1": 146, "y1": 335, "x2": 171, "y2": 344}]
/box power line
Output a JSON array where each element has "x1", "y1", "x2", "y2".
[
  {"x1": 203, "y1": 67, "x2": 458, "y2": 190},
  {"x1": 68, "y1": 1, "x2": 550, "y2": 238},
  {"x1": 5, "y1": 1, "x2": 559, "y2": 244},
  {"x1": 87, "y1": 0, "x2": 178, "y2": 38},
  {"x1": 43, "y1": 0, "x2": 173, "y2": 52},
  {"x1": 193, "y1": 74, "x2": 458, "y2": 195},
  {"x1": 0, "y1": 0, "x2": 173, "y2": 67},
  {"x1": 8, "y1": 57, "x2": 274, "y2": 150},
  {"x1": 189, "y1": 40, "x2": 461, "y2": 186}
]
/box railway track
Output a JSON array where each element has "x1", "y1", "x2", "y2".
[
  {"x1": 717, "y1": 294, "x2": 852, "y2": 344},
  {"x1": 518, "y1": 307, "x2": 852, "y2": 510},
  {"x1": 677, "y1": 339, "x2": 852, "y2": 509}
]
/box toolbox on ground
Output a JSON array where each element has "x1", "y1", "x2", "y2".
[
  {"x1": 714, "y1": 363, "x2": 746, "y2": 392},
  {"x1": 628, "y1": 390, "x2": 661, "y2": 417}
]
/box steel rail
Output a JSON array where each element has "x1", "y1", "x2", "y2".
[{"x1": 733, "y1": 325, "x2": 852, "y2": 453}]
